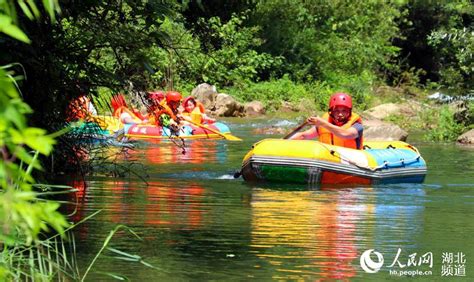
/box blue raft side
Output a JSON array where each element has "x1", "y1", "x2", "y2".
[
  {"x1": 365, "y1": 148, "x2": 426, "y2": 169},
  {"x1": 365, "y1": 148, "x2": 427, "y2": 184},
  {"x1": 213, "y1": 122, "x2": 231, "y2": 134}
]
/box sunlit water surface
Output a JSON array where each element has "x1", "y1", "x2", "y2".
[{"x1": 68, "y1": 119, "x2": 474, "y2": 280}]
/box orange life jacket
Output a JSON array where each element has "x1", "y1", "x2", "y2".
[
  {"x1": 317, "y1": 112, "x2": 363, "y2": 149},
  {"x1": 153, "y1": 100, "x2": 178, "y2": 126}
]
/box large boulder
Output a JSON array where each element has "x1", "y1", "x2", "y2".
[
  {"x1": 191, "y1": 83, "x2": 218, "y2": 110},
  {"x1": 213, "y1": 93, "x2": 244, "y2": 117},
  {"x1": 244, "y1": 101, "x2": 265, "y2": 117},
  {"x1": 364, "y1": 119, "x2": 408, "y2": 141},
  {"x1": 364, "y1": 102, "x2": 423, "y2": 120},
  {"x1": 364, "y1": 103, "x2": 401, "y2": 119},
  {"x1": 450, "y1": 101, "x2": 473, "y2": 125},
  {"x1": 279, "y1": 101, "x2": 296, "y2": 113},
  {"x1": 457, "y1": 129, "x2": 474, "y2": 145}
]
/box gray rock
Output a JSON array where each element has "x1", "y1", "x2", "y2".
[
  {"x1": 364, "y1": 119, "x2": 408, "y2": 141},
  {"x1": 244, "y1": 101, "x2": 265, "y2": 117},
  {"x1": 191, "y1": 83, "x2": 218, "y2": 110},
  {"x1": 457, "y1": 129, "x2": 474, "y2": 145},
  {"x1": 280, "y1": 101, "x2": 295, "y2": 113},
  {"x1": 450, "y1": 101, "x2": 473, "y2": 125},
  {"x1": 213, "y1": 93, "x2": 244, "y2": 117},
  {"x1": 364, "y1": 103, "x2": 403, "y2": 120},
  {"x1": 364, "y1": 102, "x2": 423, "y2": 120}
]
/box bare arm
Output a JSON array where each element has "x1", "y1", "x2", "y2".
[
  {"x1": 289, "y1": 126, "x2": 318, "y2": 140},
  {"x1": 307, "y1": 116, "x2": 359, "y2": 139}
]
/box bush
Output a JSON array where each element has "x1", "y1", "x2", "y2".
[
  {"x1": 425, "y1": 106, "x2": 465, "y2": 141},
  {"x1": 225, "y1": 73, "x2": 373, "y2": 112}
]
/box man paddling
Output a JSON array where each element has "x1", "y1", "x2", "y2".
[{"x1": 290, "y1": 93, "x2": 363, "y2": 150}]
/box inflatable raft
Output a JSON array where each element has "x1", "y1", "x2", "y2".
[
  {"x1": 125, "y1": 122, "x2": 232, "y2": 140},
  {"x1": 240, "y1": 139, "x2": 427, "y2": 185}
]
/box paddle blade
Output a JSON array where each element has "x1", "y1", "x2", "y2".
[{"x1": 223, "y1": 133, "x2": 242, "y2": 141}]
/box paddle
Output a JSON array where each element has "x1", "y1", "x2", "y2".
[
  {"x1": 283, "y1": 121, "x2": 309, "y2": 139},
  {"x1": 186, "y1": 119, "x2": 242, "y2": 141},
  {"x1": 233, "y1": 120, "x2": 309, "y2": 178}
]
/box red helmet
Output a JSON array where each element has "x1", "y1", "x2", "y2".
[
  {"x1": 329, "y1": 92, "x2": 352, "y2": 110},
  {"x1": 148, "y1": 91, "x2": 165, "y2": 101},
  {"x1": 182, "y1": 96, "x2": 196, "y2": 108},
  {"x1": 166, "y1": 91, "x2": 182, "y2": 104}
]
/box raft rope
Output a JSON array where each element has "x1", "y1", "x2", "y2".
[{"x1": 319, "y1": 142, "x2": 422, "y2": 172}]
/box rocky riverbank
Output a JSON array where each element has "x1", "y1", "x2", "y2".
[{"x1": 190, "y1": 83, "x2": 474, "y2": 144}]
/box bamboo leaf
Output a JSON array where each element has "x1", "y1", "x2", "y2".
[
  {"x1": 0, "y1": 15, "x2": 31, "y2": 43},
  {"x1": 18, "y1": 1, "x2": 34, "y2": 20}
]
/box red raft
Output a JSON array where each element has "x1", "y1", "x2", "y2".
[{"x1": 125, "y1": 122, "x2": 231, "y2": 140}]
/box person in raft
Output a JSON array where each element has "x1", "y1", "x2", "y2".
[
  {"x1": 66, "y1": 94, "x2": 98, "y2": 122},
  {"x1": 110, "y1": 95, "x2": 148, "y2": 133},
  {"x1": 290, "y1": 92, "x2": 363, "y2": 150},
  {"x1": 154, "y1": 91, "x2": 192, "y2": 136},
  {"x1": 180, "y1": 96, "x2": 216, "y2": 125}
]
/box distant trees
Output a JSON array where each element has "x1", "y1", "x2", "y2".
[{"x1": 0, "y1": 0, "x2": 471, "y2": 132}]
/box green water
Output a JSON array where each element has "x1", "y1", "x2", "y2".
[{"x1": 70, "y1": 120, "x2": 474, "y2": 280}]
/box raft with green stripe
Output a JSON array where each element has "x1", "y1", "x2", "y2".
[{"x1": 241, "y1": 139, "x2": 427, "y2": 185}]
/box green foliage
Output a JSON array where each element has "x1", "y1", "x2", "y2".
[
  {"x1": 252, "y1": 1, "x2": 402, "y2": 82},
  {"x1": 2, "y1": 232, "x2": 80, "y2": 281},
  {"x1": 199, "y1": 13, "x2": 283, "y2": 87},
  {"x1": 399, "y1": 0, "x2": 473, "y2": 95},
  {"x1": 226, "y1": 73, "x2": 371, "y2": 112},
  {"x1": 425, "y1": 106, "x2": 465, "y2": 141},
  {"x1": 154, "y1": 13, "x2": 283, "y2": 90},
  {"x1": 428, "y1": 24, "x2": 473, "y2": 94},
  {"x1": 227, "y1": 75, "x2": 315, "y2": 111},
  {"x1": 1, "y1": 0, "x2": 70, "y2": 279},
  {"x1": 0, "y1": 67, "x2": 68, "y2": 246}
]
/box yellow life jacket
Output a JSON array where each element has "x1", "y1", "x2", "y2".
[
  {"x1": 317, "y1": 112, "x2": 363, "y2": 149},
  {"x1": 182, "y1": 101, "x2": 206, "y2": 124},
  {"x1": 182, "y1": 107, "x2": 203, "y2": 124}
]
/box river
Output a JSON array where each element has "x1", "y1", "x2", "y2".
[{"x1": 69, "y1": 119, "x2": 474, "y2": 280}]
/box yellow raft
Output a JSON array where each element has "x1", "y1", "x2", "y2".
[{"x1": 241, "y1": 139, "x2": 427, "y2": 185}]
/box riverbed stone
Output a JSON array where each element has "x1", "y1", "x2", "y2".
[
  {"x1": 364, "y1": 119, "x2": 408, "y2": 141},
  {"x1": 244, "y1": 101, "x2": 265, "y2": 117},
  {"x1": 457, "y1": 129, "x2": 474, "y2": 144},
  {"x1": 191, "y1": 83, "x2": 218, "y2": 110},
  {"x1": 213, "y1": 93, "x2": 244, "y2": 117}
]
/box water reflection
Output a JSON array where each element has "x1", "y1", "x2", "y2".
[
  {"x1": 67, "y1": 179, "x2": 209, "y2": 233},
  {"x1": 250, "y1": 186, "x2": 427, "y2": 280},
  {"x1": 144, "y1": 182, "x2": 206, "y2": 230},
  {"x1": 125, "y1": 139, "x2": 228, "y2": 165}
]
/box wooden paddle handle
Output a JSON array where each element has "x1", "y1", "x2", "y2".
[{"x1": 283, "y1": 121, "x2": 309, "y2": 139}]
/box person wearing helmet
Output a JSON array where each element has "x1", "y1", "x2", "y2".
[
  {"x1": 152, "y1": 91, "x2": 182, "y2": 128},
  {"x1": 290, "y1": 93, "x2": 363, "y2": 149},
  {"x1": 151, "y1": 91, "x2": 195, "y2": 137},
  {"x1": 147, "y1": 91, "x2": 165, "y2": 111}
]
